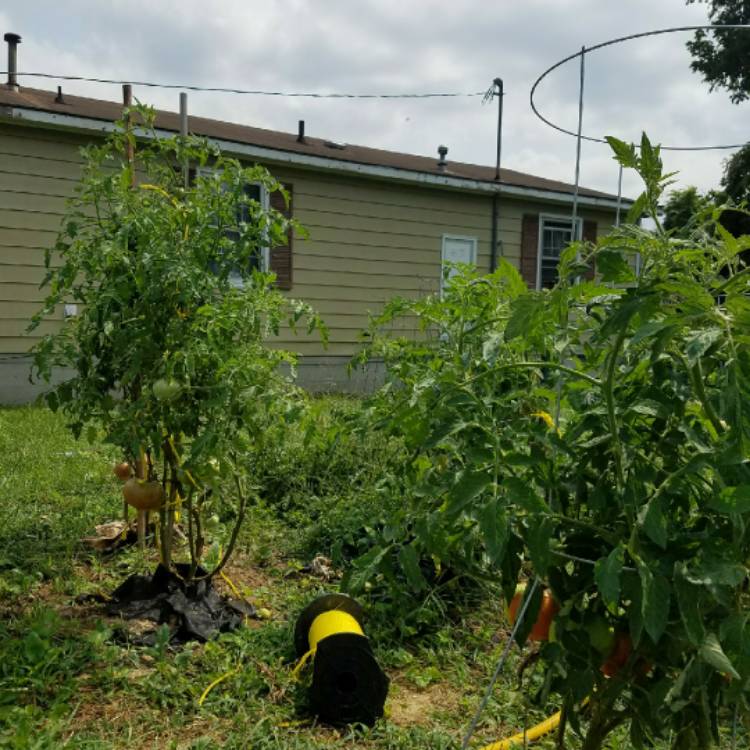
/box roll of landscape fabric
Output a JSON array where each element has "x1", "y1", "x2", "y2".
[{"x1": 294, "y1": 593, "x2": 389, "y2": 726}]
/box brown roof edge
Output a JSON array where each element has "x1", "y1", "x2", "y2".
[{"x1": 0, "y1": 86, "x2": 627, "y2": 203}]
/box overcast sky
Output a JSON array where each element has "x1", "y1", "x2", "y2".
[{"x1": 1, "y1": 1, "x2": 747, "y2": 200}]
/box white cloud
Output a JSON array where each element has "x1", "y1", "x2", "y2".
[{"x1": 2, "y1": 0, "x2": 748, "y2": 198}]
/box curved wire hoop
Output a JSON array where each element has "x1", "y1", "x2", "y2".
[{"x1": 530, "y1": 25, "x2": 750, "y2": 151}]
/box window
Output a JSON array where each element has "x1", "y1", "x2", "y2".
[
  {"x1": 196, "y1": 168, "x2": 269, "y2": 287},
  {"x1": 441, "y1": 235, "x2": 477, "y2": 294},
  {"x1": 537, "y1": 216, "x2": 581, "y2": 290}
]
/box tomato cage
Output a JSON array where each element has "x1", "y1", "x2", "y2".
[{"x1": 528, "y1": 25, "x2": 750, "y2": 235}]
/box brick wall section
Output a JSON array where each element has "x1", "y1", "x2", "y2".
[
  {"x1": 269, "y1": 185, "x2": 293, "y2": 289},
  {"x1": 520, "y1": 214, "x2": 539, "y2": 289}
]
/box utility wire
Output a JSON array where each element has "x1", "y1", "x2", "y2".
[{"x1": 3, "y1": 70, "x2": 488, "y2": 99}]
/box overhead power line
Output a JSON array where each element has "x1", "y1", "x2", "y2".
[{"x1": 4, "y1": 70, "x2": 488, "y2": 99}]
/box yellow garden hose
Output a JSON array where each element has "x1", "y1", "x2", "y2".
[
  {"x1": 198, "y1": 666, "x2": 241, "y2": 706},
  {"x1": 479, "y1": 696, "x2": 589, "y2": 749},
  {"x1": 479, "y1": 709, "x2": 561, "y2": 750}
]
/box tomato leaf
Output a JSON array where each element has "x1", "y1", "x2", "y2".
[
  {"x1": 699, "y1": 632, "x2": 740, "y2": 680},
  {"x1": 505, "y1": 477, "x2": 549, "y2": 514},
  {"x1": 527, "y1": 517, "x2": 554, "y2": 576},
  {"x1": 596, "y1": 249, "x2": 635, "y2": 284},
  {"x1": 685, "y1": 328, "x2": 722, "y2": 365},
  {"x1": 638, "y1": 495, "x2": 668, "y2": 549},
  {"x1": 505, "y1": 295, "x2": 544, "y2": 342},
  {"x1": 708, "y1": 485, "x2": 750, "y2": 515},
  {"x1": 398, "y1": 544, "x2": 427, "y2": 593},
  {"x1": 674, "y1": 563, "x2": 706, "y2": 646},
  {"x1": 342, "y1": 545, "x2": 389, "y2": 594},
  {"x1": 442, "y1": 469, "x2": 493, "y2": 522},
  {"x1": 640, "y1": 565, "x2": 670, "y2": 643},
  {"x1": 477, "y1": 499, "x2": 509, "y2": 567},
  {"x1": 595, "y1": 545, "x2": 625, "y2": 612},
  {"x1": 606, "y1": 136, "x2": 638, "y2": 168}
]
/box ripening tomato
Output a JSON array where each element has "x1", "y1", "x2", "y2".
[
  {"x1": 600, "y1": 631, "x2": 654, "y2": 678},
  {"x1": 123, "y1": 478, "x2": 165, "y2": 511},
  {"x1": 601, "y1": 631, "x2": 632, "y2": 677},
  {"x1": 507, "y1": 584, "x2": 560, "y2": 642},
  {"x1": 113, "y1": 462, "x2": 131, "y2": 481}
]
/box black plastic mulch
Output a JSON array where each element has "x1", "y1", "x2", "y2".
[{"x1": 107, "y1": 563, "x2": 256, "y2": 645}]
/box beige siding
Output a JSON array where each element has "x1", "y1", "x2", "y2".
[
  {"x1": 0, "y1": 124, "x2": 86, "y2": 353},
  {"x1": 0, "y1": 122, "x2": 617, "y2": 359},
  {"x1": 268, "y1": 167, "x2": 493, "y2": 353}
]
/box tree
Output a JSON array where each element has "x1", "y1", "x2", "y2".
[
  {"x1": 31, "y1": 104, "x2": 324, "y2": 581},
  {"x1": 686, "y1": 1, "x2": 750, "y2": 103},
  {"x1": 721, "y1": 142, "x2": 750, "y2": 202},
  {"x1": 718, "y1": 144, "x2": 750, "y2": 237},
  {"x1": 661, "y1": 151, "x2": 750, "y2": 242},
  {"x1": 662, "y1": 185, "x2": 711, "y2": 236}
]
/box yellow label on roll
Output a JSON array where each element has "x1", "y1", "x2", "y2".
[{"x1": 308, "y1": 610, "x2": 363, "y2": 650}]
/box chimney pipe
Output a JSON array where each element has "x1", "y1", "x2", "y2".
[
  {"x1": 4, "y1": 33, "x2": 21, "y2": 91},
  {"x1": 297, "y1": 119, "x2": 306, "y2": 143},
  {"x1": 437, "y1": 144, "x2": 448, "y2": 170}
]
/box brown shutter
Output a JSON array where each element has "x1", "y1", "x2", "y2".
[
  {"x1": 582, "y1": 219, "x2": 597, "y2": 280},
  {"x1": 520, "y1": 214, "x2": 539, "y2": 289},
  {"x1": 269, "y1": 185, "x2": 293, "y2": 290}
]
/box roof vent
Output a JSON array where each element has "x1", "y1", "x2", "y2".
[
  {"x1": 55, "y1": 85, "x2": 65, "y2": 104},
  {"x1": 297, "y1": 119, "x2": 306, "y2": 144},
  {"x1": 437, "y1": 144, "x2": 448, "y2": 170},
  {"x1": 4, "y1": 32, "x2": 21, "y2": 91},
  {"x1": 324, "y1": 140, "x2": 346, "y2": 150}
]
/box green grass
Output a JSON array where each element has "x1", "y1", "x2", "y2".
[{"x1": 0, "y1": 405, "x2": 744, "y2": 749}]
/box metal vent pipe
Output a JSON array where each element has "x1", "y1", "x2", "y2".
[
  {"x1": 4, "y1": 33, "x2": 21, "y2": 90},
  {"x1": 437, "y1": 144, "x2": 448, "y2": 169}
]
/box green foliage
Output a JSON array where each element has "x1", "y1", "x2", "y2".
[
  {"x1": 353, "y1": 133, "x2": 750, "y2": 748},
  {"x1": 718, "y1": 144, "x2": 750, "y2": 238},
  {"x1": 30, "y1": 104, "x2": 324, "y2": 578},
  {"x1": 721, "y1": 143, "x2": 750, "y2": 204},
  {"x1": 686, "y1": 1, "x2": 750, "y2": 103},
  {"x1": 663, "y1": 186, "x2": 713, "y2": 237},
  {"x1": 251, "y1": 397, "x2": 401, "y2": 516},
  {"x1": 246, "y1": 395, "x2": 408, "y2": 575}
]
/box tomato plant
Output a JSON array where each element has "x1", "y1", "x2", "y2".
[
  {"x1": 31, "y1": 105, "x2": 324, "y2": 580},
  {"x1": 349, "y1": 134, "x2": 750, "y2": 749}
]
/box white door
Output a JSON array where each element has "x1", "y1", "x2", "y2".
[{"x1": 441, "y1": 235, "x2": 477, "y2": 293}]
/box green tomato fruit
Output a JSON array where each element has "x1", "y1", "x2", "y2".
[
  {"x1": 587, "y1": 617, "x2": 615, "y2": 654},
  {"x1": 204, "y1": 514, "x2": 222, "y2": 533},
  {"x1": 152, "y1": 378, "x2": 182, "y2": 402}
]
